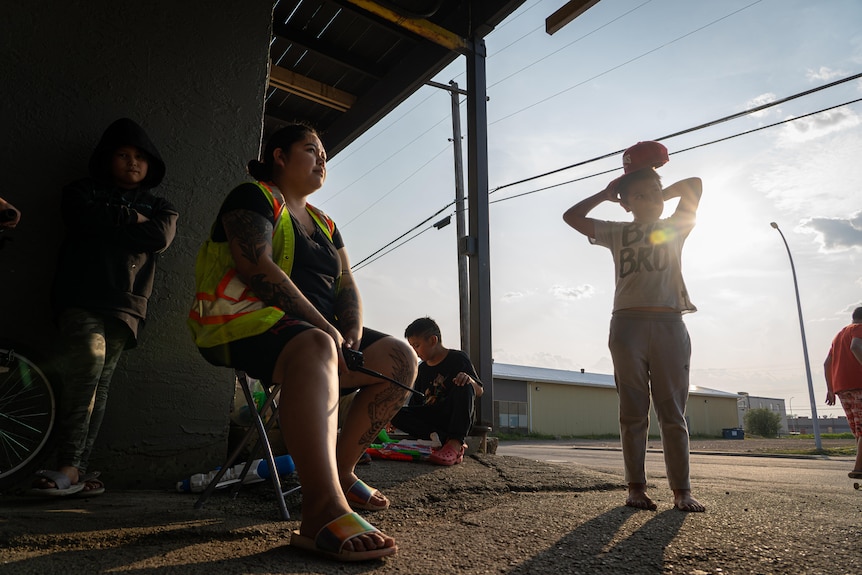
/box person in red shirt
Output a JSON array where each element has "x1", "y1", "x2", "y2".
[{"x1": 824, "y1": 306, "x2": 862, "y2": 478}]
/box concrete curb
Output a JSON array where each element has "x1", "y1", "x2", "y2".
[{"x1": 567, "y1": 444, "x2": 848, "y2": 461}]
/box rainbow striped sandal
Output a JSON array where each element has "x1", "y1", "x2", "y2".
[
  {"x1": 346, "y1": 478, "x2": 390, "y2": 511},
  {"x1": 290, "y1": 512, "x2": 397, "y2": 562}
]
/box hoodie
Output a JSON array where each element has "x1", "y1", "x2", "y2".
[
  {"x1": 52, "y1": 118, "x2": 178, "y2": 346},
  {"x1": 88, "y1": 117, "x2": 166, "y2": 188}
]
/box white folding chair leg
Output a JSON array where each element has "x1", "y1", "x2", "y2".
[{"x1": 195, "y1": 371, "x2": 296, "y2": 520}]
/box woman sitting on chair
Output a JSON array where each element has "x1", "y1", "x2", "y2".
[{"x1": 189, "y1": 123, "x2": 416, "y2": 562}]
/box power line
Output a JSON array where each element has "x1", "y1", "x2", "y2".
[
  {"x1": 489, "y1": 0, "x2": 654, "y2": 89},
  {"x1": 339, "y1": 144, "x2": 451, "y2": 229},
  {"x1": 319, "y1": 89, "x2": 446, "y2": 206},
  {"x1": 327, "y1": 0, "x2": 680, "y2": 217},
  {"x1": 350, "y1": 200, "x2": 455, "y2": 270},
  {"x1": 350, "y1": 80, "x2": 861, "y2": 270},
  {"x1": 490, "y1": 0, "x2": 764, "y2": 126},
  {"x1": 333, "y1": 1, "x2": 762, "y2": 228},
  {"x1": 490, "y1": 71, "x2": 862, "y2": 195},
  {"x1": 491, "y1": 96, "x2": 862, "y2": 205}
]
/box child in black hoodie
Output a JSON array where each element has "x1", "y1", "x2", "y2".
[{"x1": 30, "y1": 118, "x2": 178, "y2": 497}]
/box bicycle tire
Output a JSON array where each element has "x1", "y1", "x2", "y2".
[{"x1": 0, "y1": 339, "x2": 57, "y2": 491}]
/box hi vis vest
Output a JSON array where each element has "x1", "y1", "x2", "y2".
[{"x1": 188, "y1": 182, "x2": 335, "y2": 349}]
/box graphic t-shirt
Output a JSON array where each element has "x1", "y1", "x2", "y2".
[
  {"x1": 410, "y1": 349, "x2": 482, "y2": 408},
  {"x1": 591, "y1": 212, "x2": 696, "y2": 313}
]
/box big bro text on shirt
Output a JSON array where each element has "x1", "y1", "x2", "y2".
[{"x1": 618, "y1": 222, "x2": 678, "y2": 279}]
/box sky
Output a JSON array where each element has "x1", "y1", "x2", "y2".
[{"x1": 310, "y1": 0, "x2": 862, "y2": 420}]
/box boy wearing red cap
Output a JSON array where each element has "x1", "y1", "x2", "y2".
[{"x1": 562, "y1": 142, "x2": 704, "y2": 512}]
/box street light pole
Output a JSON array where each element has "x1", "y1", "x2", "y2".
[
  {"x1": 770, "y1": 222, "x2": 822, "y2": 449},
  {"x1": 788, "y1": 397, "x2": 794, "y2": 433}
]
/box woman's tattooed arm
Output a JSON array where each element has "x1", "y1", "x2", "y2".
[
  {"x1": 334, "y1": 248, "x2": 363, "y2": 347},
  {"x1": 223, "y1": 208, "x2": 331, "y2": 329}
]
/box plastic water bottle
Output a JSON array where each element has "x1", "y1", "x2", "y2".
[
  {"x1": 176, "y1": 454, "x2": 295, "y2": 493},
  {"x1": 230, "y1": 378, "x2": 269, "y2": 427}
]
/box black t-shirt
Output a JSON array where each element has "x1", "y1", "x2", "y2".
[
  {"x1": 411, "y1": 349, "x2": 482, "y2": 407},
  {"x1": 212, "y1": 182, "x2": 345, "y2": 321}
]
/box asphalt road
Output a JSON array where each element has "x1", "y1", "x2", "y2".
[
  {"x1": 2, "y1": 443, "x2": 861, "y2": 575},
  {"x1": 497, "y1": 441, "x2": 857, "y2": 491}
]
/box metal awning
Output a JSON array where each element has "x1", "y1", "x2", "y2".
[{"x1": 264, "y1": 0, "x2": 528, "y2": 156}]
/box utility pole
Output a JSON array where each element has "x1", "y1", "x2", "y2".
[
  {"x1": 426, "y1": 80, "x2": 471, "y2": 354},
  {"x1": 448, "y1": 81, "x2": 470, "y2": 351}
]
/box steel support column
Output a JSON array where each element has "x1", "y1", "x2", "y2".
[{"x1": 465, "y1": 38, "x2": 493, "y2": 428}]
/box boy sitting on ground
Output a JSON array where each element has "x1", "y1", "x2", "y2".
[{"x1": 390, "y1": 317, "x2": 482, "y2": 466}]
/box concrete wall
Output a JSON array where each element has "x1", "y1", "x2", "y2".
[{"x1": 2, "y1": 0, "x2": 274, "y2": 487}]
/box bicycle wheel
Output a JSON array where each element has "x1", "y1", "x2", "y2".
[{"x1": 0, "y1": 340, "x2": 56, "y2": 491}]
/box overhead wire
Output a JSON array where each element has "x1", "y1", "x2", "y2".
[
  {"x1": 489, "y1": 0, "x2": 653, "y2": 89},
  {"x1": 490, "y1": 71, "x2": 862, "y2": 195},
  {"x1": 329, "y1": 0, "x2": 651, "y2": 197},
  {"x1": 351, "y1": 78, "x2": 862, "y2": 271},
  {"x1": 345, "y1": 1, "x2": 852, "y2": 270},
  {"x1": 319, "y1": 89, "x2": 445, "y2": 206},
  {"x1": 351, "y1": 200, "x2": 456, "y2": 271},
  {"x1": 490, "y1": 0, "x2": 764, "y2": 125},
  {"x1": 337, "y1": 0, "x2": 764, "y2": 240},
  {"x1": 339, "y1": 144, "x2": 452, "y2": 228},
  {"x1": 491, "y1": 96, "x2": 862, "y2": 205}
]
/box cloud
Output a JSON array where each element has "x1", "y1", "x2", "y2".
[
  {"x1": 777, "y1": 106, "x2": 862, "y2": 146},
  {"x1": 745, "y1": 92, "x2": 779, "y2": 118},
  {"x1": 501, "y1": 291, "x2": 528, "y2": 302},
  {"x1": 549, "y1": 284, "x2": 595, "y2": 300},
  {"x1": 806, "y1": 66, "x2": 848, "y2": 82},
  {"x1": 800, "y1": 211, "x2": 862, "y2": 252},
  {"x1": 842, "y1": 301, "x2": 862, "y2": 315}
]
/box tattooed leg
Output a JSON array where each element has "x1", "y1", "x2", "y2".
[{"x1": 336, "y1": 337, "x2": 417, "y2": 489}]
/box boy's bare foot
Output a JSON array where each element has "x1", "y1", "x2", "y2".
[
  {"x1": 626, "y1": 483, "x2": 657, "y2": 510},
  {"x1": 673, "y1": 489, "x2": 705, "y2": 512}
]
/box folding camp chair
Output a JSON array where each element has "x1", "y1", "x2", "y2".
[{"x1": 194, "y1": 370, "x2": 300, "y2": 520}]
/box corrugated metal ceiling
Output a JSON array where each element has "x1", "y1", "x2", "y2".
[{"x1": 263, "y1": 0, "x2": 528, "y2": 156}]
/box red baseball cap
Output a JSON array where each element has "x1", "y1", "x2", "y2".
[{"x1": 622, "y1": 141, "x2": 669, "y2": 174}]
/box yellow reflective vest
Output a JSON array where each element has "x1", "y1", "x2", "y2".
[{"x1": 188, "y1": 182, "x2": 335, "y2": 349}]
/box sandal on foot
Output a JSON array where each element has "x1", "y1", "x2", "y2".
[
  {"x1": 290, "y1": 512, "x2": 397, "y2": 562},
  {"x1": 26, "y1": 470, "x2": 85, "y2": 497},
  {"x1": 428, "y1": 443, "x2": 465, "y2": 466},
  {"x1": 346, "y1": 479, "x2": 390, "y2": 511},
  {"x1": 849, "y1": 470, "x2": 862, "y2": 479},
  {"x1": 76, "y1": 472, "x2": 106, "y2": 497}
]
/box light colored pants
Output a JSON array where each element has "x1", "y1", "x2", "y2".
[
  {"x1": 609, "y1": 310, "x2": 692, "y2": 490},
  {"x1": 56, "y1": 308, "x2": 129, "y2": 472}
]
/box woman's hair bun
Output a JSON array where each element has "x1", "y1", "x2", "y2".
[{"x1": 247, "y1": 159, "x2": 269, "y2": 180}]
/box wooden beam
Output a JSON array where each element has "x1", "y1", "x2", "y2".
[
  {"x1": 546, "y1": 0, "x2": 601, "y2": 35},
  {"x1": 344, "y1": 0, "x2": 468, "y2": 52},
  {"x1": 267, "y1": 64, "x2": 356, "y2": 112}
]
